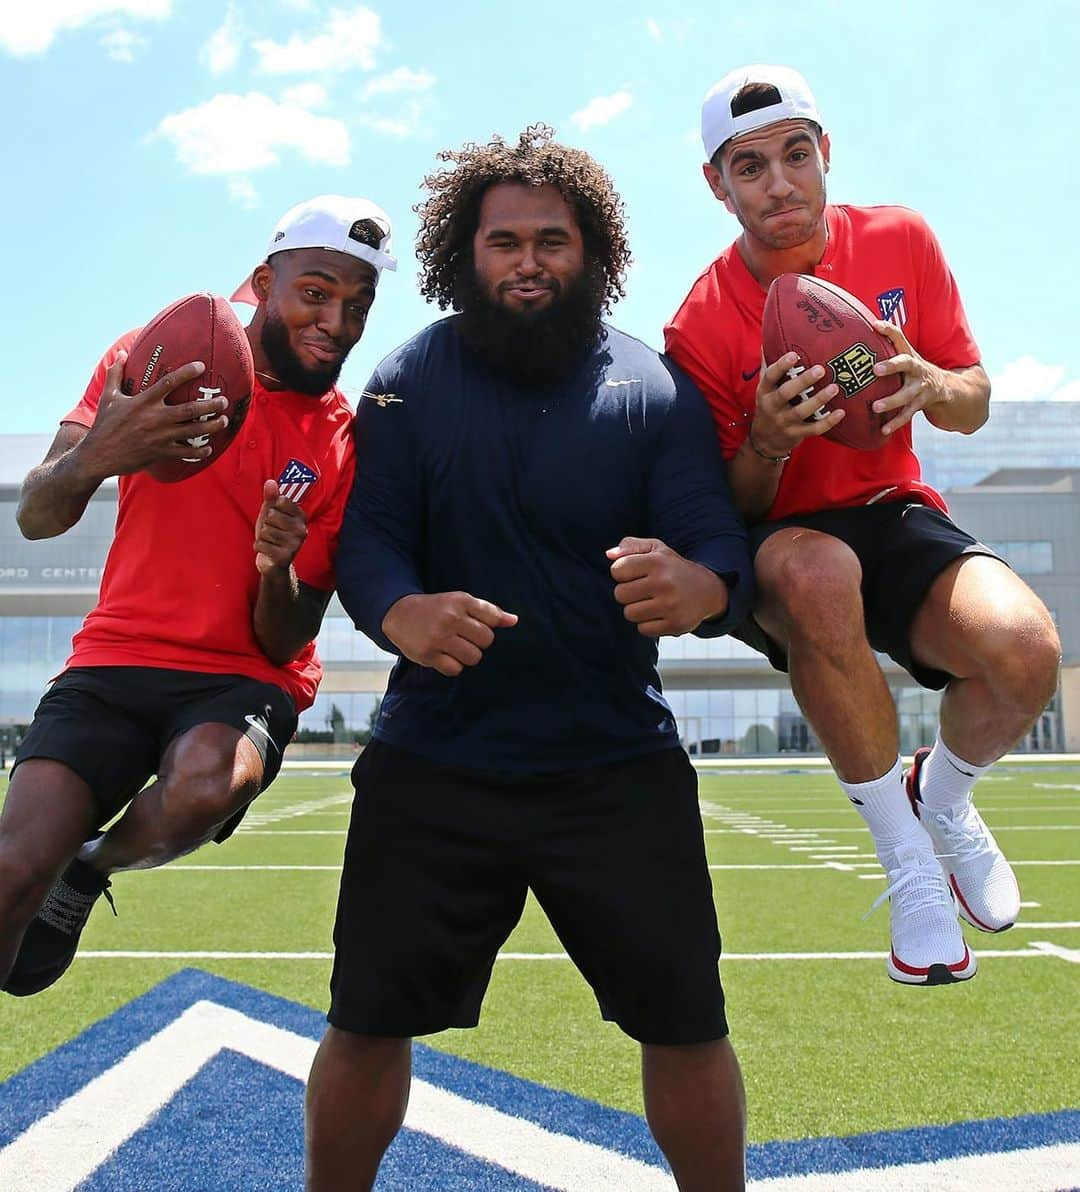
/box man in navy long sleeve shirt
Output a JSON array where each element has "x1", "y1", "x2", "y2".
[{"x1": 306, "y1": 126, "x2": 753, "y2": 1192}]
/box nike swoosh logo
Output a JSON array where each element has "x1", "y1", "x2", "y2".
[
  {"x1": 742, "y1": 367, "x2": 761, "y2": 382},
  {"x1": 244, "y1": 713, "x2": 280, "y2": 756},
  {"x1": 846, "y1": 795, "x2": 864, "y2": 806},
  {"x1": 946, "y1": 756, "x2": 975, "y2": 778}
]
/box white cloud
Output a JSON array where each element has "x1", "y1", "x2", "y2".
[
  {"x1": 99, "y1": 27, "x2": 142, "y2": 62},
  {"x1": 253, "y1": 6, "x2": 380, "y2": 74},
  {"x1": 361, "y1": 66, "x2": 434, "y2": 100},
  {"x1": 570, "y1": 91, "x2": 633, "y2": 133},
  {"x1": 202, "y1": 8, "x2": 240, "y2": 74},
  {"x1": 357, "y1": 102, "x2": 424, "y2": 138},
  {"x1": 642, "y1": 17, "x2": 696, "y2": 46},
  {"x1": 154, "y1": 91, "x2": 349, "y2": 175},
  {"x1": 282, "y1": 82, "x2": 328, "y2": 108},
  {"x1": 228, "y1": 177, "x2": 258, "y2": 207},
  {"x1": 0, "y1": 0, "x2": 170, "y2": 56},
  {"x1": 990, "y1": 355, "x2": 1080, "y2": 401}
]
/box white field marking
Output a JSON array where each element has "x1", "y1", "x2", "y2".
[
  {"x1": 708, "y1": 864, "x2": 846, "y2": 871},
  {"x1": 1032, "y1": 782, "x2": 1080, "y2": 790},
  {"x1": 0, "y1": 1000, "x2": 675, "y2": 1192},
  {"x1": 71, "y1": 947, "x2": 1059, "y2": 963},
  {"x1": 240, "y1": 792, "x2": 352, "y2": 827},
  {"x1": 1013, "y1": 860, "x2": 1080, "y2": 866},
  {"x1": 1020, "y1": 900, "x2": 1042, "y2": 908},
  {"x1": 859, "y1": 874, "x2": 886, "y2": 880},
  {"x1": 1031, "y1": 941, "x2": 1080, "y2": 963},
  {"x1": 710, "y1": 825, "x2": 1080, "y2": 833},
  {"x1": 746, "y1": 1142, "x2": 1080, "y2": 1191},
  {"x1": 1009, "y1": 921, "x2": 1080, "y2": 929},
  {"x1": 704, "y1": 805, "x2": 1080, "y2": 814}
]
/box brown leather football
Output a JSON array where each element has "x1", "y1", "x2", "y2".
[
  {"x1": 762, "y1": 273, "x2": 900, "y2": 451},
  {"x1": 121, "y1": 293, "x2": 253, "y2": 483}
]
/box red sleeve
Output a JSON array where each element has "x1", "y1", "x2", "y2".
[
  {"x1": 907, "y1": 214, "x2": 981, "y2": 370},
  {"x1": 293, "y1": 417, "x2": 356, "y2": 593},
  {"x1": 63, "y1": 330, "x2": 141, "y2": 428}
]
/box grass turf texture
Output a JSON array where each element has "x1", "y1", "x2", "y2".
[{"x1": 0, "y1": 764, "x2": 1077, "y2": 1143}]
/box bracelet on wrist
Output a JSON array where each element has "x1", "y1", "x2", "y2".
[{"x1": 747, "y1": 428, "x2": 791, "y2": 464}]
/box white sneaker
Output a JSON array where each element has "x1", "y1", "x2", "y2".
[
  {"x1": 867, "y1": 844, "x2": 977, "y2": 986},
  {"x1": 907, "y1": 747, "x2": 1020, "y2": 933}
]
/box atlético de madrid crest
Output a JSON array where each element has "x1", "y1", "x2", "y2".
[
  {"x1": 876, "y1": 287, "x2": 907, "y2": 327},
  {"x1": 277, "y1": 459, "x2": 317, "y2": 503}
]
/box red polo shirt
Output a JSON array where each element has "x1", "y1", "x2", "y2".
[
  {"x1": 60, "y1": 332, "x2": 355, "y2": 711},
  {"x1": 665, "y1": 204, "x2": 981, "y2": 520}
]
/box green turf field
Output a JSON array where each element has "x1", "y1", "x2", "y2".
[{"x1": 1, "y1": 763, "x2": 1077, "y2": 1143}]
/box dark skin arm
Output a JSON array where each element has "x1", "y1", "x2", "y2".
[
  {"x1": 252, "y1": 479, "x2": 333, "y2": 665},
  {"x1": 381, "y1": 592, "x2": 518, "y2": 677},
  {"x1": 607, "y1": 537, "x2": 730, "y2": 636},
  {"x1": 17, "y1": 354, "x2": 228, "y2": 540}
]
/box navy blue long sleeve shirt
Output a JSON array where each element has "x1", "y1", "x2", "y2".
[{"x1": 336, "y1": 317, "x2": 752, "y2": 772}]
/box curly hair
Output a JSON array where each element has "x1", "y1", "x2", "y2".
[{"x1": 415, "y1": 124, "x2": 631, "y2": 312}]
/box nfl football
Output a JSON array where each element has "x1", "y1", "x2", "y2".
[
  {"x1": 762, "y1": 274, "x2": 900, "y2": 452},
  {"x1": 122, "y1": 293, "x2": 253, "y2": 483}
]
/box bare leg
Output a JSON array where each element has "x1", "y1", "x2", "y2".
[
  {"x1": 642, "y1": 1037, "x2": 746, "y2": 1191},
  {"x1": 305, "y1": 1029, "x2": 411, "y2": 1192},
  {"x1": 910, "y1": 556, "x2": 1061, "y2": 764},
  {"x1": 0, "y1": 760, "x2": 98, "y2": 984},
  {"x1": 754, "y1": 528, "x2": 897, "y2": 781},
  {"x1": 86, "y1": 725, "x2": 264, "y2": 874}
]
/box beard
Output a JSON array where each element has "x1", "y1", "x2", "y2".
[
  {"x1": 455, "y1": 262, "x2": 605, "y2": 387},
  {"x1": 259, "y1": 307, "x2": 346, "y2": 396}
]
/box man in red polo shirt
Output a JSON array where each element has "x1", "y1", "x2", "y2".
[
  {"x1": 0, "y1": 194, "x2": 396, "y2": 996},
  {"x1": 665, "y1": 66, "x2": 1061, "y2": 986}
]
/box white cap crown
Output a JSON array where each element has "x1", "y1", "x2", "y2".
[
  {"x1": 701, "y1": 65, "x2": 822, "y2": 162},
  {"x1": 232, "y1": 194, "x2": 396, "y2": 306}
]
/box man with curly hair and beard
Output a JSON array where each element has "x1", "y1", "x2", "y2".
[{"x1": 304, "y1": 127, "x2": 753, "y2": 1191}]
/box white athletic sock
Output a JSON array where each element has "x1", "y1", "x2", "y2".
[
  {"x1": 839, "y1": 758, "x2": 929, "y2": 869},
  {"x1": 916, "y1": 732, "x2": 992, "y2": 813}
]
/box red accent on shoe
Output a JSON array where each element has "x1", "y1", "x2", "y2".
[
  {"x1": 889, "y1": 944, "x2": 973, "y2": 979},
  {"x1": 950, "y1": 875, "x2": 1014, "y2": 934},
  {"x1": 905, "y1": 746, "x2": 931, "y2": 818}
]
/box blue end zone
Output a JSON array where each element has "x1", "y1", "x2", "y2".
[{"x1": 0, "y1": 969, "x2": 1076, "y2": 1188}]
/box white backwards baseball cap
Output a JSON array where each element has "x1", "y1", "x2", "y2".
[
  {"x1": 701, "y1": 65, "x2": 822, "y2": 162},
  {"x1": 232, "y1": 194, "x2": 397, "y2": 305}
]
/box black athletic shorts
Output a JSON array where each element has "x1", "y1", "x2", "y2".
[
  {"x1": 14, "y1": 666, "x2": 297, "y2": 837},
  {"x1": 736, "y1": 500, "x2": 1004, "y2": 690},
  {"x1": 328, "y1": 740, "x2": 727, "y2": 1045}
]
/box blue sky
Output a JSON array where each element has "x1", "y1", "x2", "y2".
[{"x1": 3, "y1": 0, "x2": 1078, "y2": 435}]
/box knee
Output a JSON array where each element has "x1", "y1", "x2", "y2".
[
  {"x1": 159, "y1": 747, "x2": 257, "y2": 842},
  {"x1": 306, "y1": 1030, "x2": 411, "y2": 1149},
  {"x1": 757, "y1": 537, "x2": 863, "y2": 647},
  {"x1": 0, "y1": 844, "x2": 61, "y2": 922},
  {"x1": 983, "y1": 606, "x2": 1061, "y2": 710}
]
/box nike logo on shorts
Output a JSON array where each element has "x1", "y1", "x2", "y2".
[
  {"x1": 244, "y1": 713, "x2": 280, "y2": 756},
  {"x1": 742, "y1": 366, "x2": 761, "y2": 382}
]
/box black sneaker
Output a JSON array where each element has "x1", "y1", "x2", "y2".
[{"x1": 2, "y1": 856, "x2": 116, "y2": 997}]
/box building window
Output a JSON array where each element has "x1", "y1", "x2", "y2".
[{"x1": 985, "y1": 540, "x2": 1054, "y2": 575}]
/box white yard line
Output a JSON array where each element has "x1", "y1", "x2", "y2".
[
  {"x1": 746, "y1": 1142, "x2": 1080, "y2": 1191},
  {"x1": 72, "y1": 946, "x2": 1062, "y2": 963}
]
